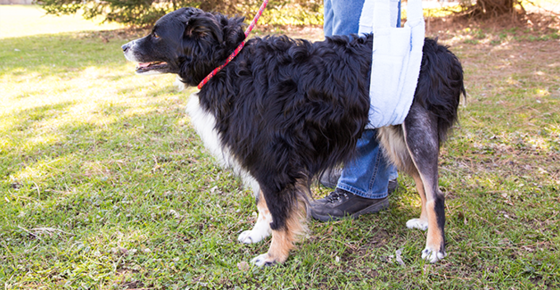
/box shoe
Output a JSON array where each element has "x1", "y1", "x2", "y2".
[
  {"x1": 388, "y1": 179, "x2": 398, "y2": 194},
  {"x1": 319, "y1": 168, "x2": 342, "y2": 188},
  {"x1": 311, "y1": 188, "x2": 389, "y2": 222}
]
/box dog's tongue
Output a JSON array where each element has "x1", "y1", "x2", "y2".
[{"x1": 137, "y1": 63, "x2": 151, "y2": 68}]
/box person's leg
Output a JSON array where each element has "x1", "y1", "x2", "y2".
[
  {"x1": 336, "y1": 130, "x2": 393, "y2": 199},
  {"x1": 327, "y1": 0, "x2": 365, "y2": 37},
  {"x1": 312, "y1": 0, "x2": 399, "y2": 221},
  {"x1": 323, "y1": 0, "x2": 334, "y2": 37},
  {"x1": 326, "y1": 0, "x2": 399, "y2": 194},
  {"x1": 312, "y1": 130, "x2": 396, "y2": 221}
]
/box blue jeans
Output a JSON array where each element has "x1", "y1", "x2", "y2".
[
  {"x1": 324, "y1": 0, "x2": 399, "y2": 199},
  {"x1": 324, "y1": 0, "x2": 401, "y2": 37}
]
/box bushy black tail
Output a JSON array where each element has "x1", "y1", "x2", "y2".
[{"x1": 414, "y1": 38, "x2": 466, "y2": 146}]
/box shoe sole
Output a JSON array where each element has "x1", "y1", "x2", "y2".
[{"x1": 311, "y1": 197, "x2": 389, "y2": 222}]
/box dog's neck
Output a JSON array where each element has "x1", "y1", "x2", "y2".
[{"x1": 179, "y1": 16, "x2": 247, "y2": 87}]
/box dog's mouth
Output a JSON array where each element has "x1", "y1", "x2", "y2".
[{"x1": 135, "y1": 61, "x2": 169, "y2": 73}]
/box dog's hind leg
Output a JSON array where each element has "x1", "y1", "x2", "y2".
[
  {"x1": 238, "y1": 190, "x2": 272, "y2": 244},
  {"x1": 405, "y1": 173, "x2": 430, "y2": 231},
  {"x1": 251, "y1": 181, "x2": 308, "y2": 267},
  {"x1": 378, "y1": 127, "x2": 428, "y2": 231},
  {"x1": 402, "y1": 104, "x2": 446, "y2": 263}
]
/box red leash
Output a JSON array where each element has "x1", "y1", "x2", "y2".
[{"x1": 197, "y1": 0, "x2": 269, "y2": 90}]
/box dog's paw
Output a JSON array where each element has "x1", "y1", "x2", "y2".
[
  {"x1": 250, "y1": 253, "x2": 277, "y2": 267},
  {"x1": 421, "y1": 247, "x2": 446, "y2": 263},
  {"x1": 406, "y1": 218, "x2": 428, "y2": 231},
  {"x1": 238, "y1": 229, "x2": 270, "y2": 244}
]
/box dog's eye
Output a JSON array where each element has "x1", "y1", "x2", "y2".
[{"x1": 152, "y1": 32, "x2": 160, "y2": 39}]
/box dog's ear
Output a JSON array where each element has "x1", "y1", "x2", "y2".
[
  {"x1": 223, "y1": 16, "x2": 246, "y2": 45},
  {"x1": 185, "y1": 13, "x2": 224, "y2": 43}
]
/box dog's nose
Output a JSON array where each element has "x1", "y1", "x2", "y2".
[{"x1": 122, "y1": 44, "x2": 129, "y2": 52}]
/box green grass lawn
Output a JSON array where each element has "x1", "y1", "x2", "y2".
[{"x1": 1, "y1": 5, "x2": 559, "y2": 289}]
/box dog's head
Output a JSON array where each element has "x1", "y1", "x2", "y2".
[{"x1": 122, "y1": 7, "x2": 245, "y2": 85}]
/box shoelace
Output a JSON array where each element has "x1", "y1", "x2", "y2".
[{"x1": 325, "y1": 191, "x2": 348, "y2": 203}]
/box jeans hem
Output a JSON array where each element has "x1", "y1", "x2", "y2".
[{"x1": 336, "y1": 184, "x2": 388, "y2": 200}]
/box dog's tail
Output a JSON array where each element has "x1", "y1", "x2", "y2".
[{"x1": 415, "y1": 38, "x2": 466, "y2": 146}]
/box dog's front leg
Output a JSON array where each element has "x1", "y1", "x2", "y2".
[
  {"x1": 238, "y1": 190, "x2": 272, "y2": 244},
  {"x1": 250, "y1": 185, "x2": 308, "y2": 267},
  {"x1": 251, "y1": 226, "x2": 295, "y2": 266}
]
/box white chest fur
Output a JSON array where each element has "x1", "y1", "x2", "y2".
[
  {"x1": 186, "y1": 93, "x2": 260, "y2": 196},
  {"x1": 186, "y1": 94, "x2": 271, "y2": 245}
]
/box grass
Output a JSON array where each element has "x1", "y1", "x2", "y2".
[{"x1": 1, "y1": 5, "x2": 560, "y2": 290}]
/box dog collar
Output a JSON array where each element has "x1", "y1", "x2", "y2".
[{"x1": 197, "y1": 0, "x2": 269, "y2": 90}]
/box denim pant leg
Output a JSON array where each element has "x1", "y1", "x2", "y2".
[
  {"x1": 323, "y1": 0, "x2": 365, "y2": 37},
  {"x1": 336, "y1": 130, "x2": 396, "y2": 199},
  {"x1": 323, "y1": 0, "x2": 333, "y2": 37}
]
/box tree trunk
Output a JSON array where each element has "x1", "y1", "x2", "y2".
[{"x1": 474, "y1": 0, "x2": 516, "y2": 16}]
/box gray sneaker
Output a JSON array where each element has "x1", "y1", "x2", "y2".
[{"x1": 310, "y1": 189, "x2": 389, "y2": 222}]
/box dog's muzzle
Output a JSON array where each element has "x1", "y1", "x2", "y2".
[
  {"x1": 121, "y1": 41, "x2": 134, "y2": 53},
  {"x1": 122, "y1": 41, "x2": 139, "y2": 63}
]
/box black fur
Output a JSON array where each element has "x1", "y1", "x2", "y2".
[
  {"x1": 414, "y1": 39, "x2": 466, "y2": 145},
  {"x1": 122, "y1": 7, "x2": 466, "y2": 262},
  {"x1": 201, "y1": 35, "x2": 378, "y2": 230}
]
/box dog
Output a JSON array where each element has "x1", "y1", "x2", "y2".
[{"x1": 122, "y1": 7, "x2": 465, "y2": 266}]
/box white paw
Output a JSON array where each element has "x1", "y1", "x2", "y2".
[
  {"x1": 406, "y1": 218, "x2": 428, "y2": 231},
  {"x1": 251, "y1": 253, "x2": 272, "y2": 267},
  {"x1": 237, "y1": 227, "x2": 271, "y2": 244},
  {"x1": 421, "y1": 247, "x2": 446, "y2": 263}
]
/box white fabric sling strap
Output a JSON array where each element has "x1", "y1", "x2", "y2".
[{"x1": 358, "y1": 0, "x2": 425, "y2": 128}]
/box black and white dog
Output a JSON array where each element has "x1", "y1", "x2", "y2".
[{"x1": 122, "y1": 7, "x2": 465, "y2": 266}]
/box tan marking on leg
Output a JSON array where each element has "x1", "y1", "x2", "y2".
[
  {"x1": 252, "y1": 181, "x2": 309, "y2": 266},
  {"x1": 425, "y1": 199, "x2": 443, "y2": 246},
  {"x1": 256, "y1": 190, "x2": 271, "y2": 222},
  {"x1": 419, "y1": 176, "x2": 444, "y2": 248},
  {"x1": 266, "y1": 195, "x2": 307, "y2": 264},
  {"x1": 421, "y1": 179, "x2": 446, "y2": 262},
  {"x1": 406, "y1": 173, "x2": 430, "y2": 231},
  {"x1": 413, "y1": 173, "x2": 428, "y2": 222},
  {"x1": 238, "y1": 190, "x2": 272, "y2": 244},
  {"x1": 378, "y1": 126, "x2": 415, "y2": 174}
]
